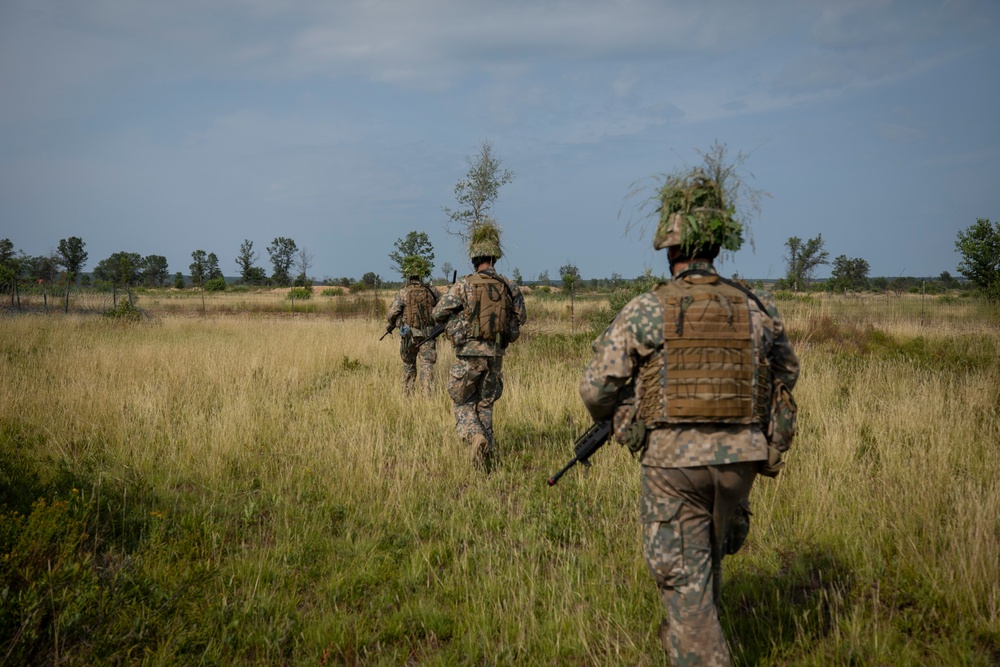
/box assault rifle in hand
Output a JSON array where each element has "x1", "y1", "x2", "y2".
[
  {"x1": 416, "y1": 322, "x2": 446, "y2": 347},
  {"x1": 416, "y1": 270, "x2": 458, "y2": 348},
  {"x1": 547, "y1": 420, "x2": 612, "y2": 486},
  {"x1": 379, "y1": 326, "x2": 394, "y2": 341}
]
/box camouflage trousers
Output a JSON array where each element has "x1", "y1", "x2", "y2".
[
  {"x1": 400, "y1": 336, "x2": 437, "y2": 395},
  {"x1": 446, "y1": 355, "x2": 503, "y2": 446},
  {"x1": 641, "y1": 462, "x2": 757, "y2": 667}
]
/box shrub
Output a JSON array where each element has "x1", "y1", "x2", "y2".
[
  {"x1": 204, "y1": 277, "x2": 227, "y2": 292},
  {"x1": 103, "y1": 300, "x2": 143, "y2": 321},
  {"x1": 321, "y1": 287, "x2": 344, "y2": 296},
  {"x1": 287, "y1": 286, "x2": 313, "y2": 300}
]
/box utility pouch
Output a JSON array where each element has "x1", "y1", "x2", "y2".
[{"x1": 446, "y1": 317, "x2": 466, "y2": 347}]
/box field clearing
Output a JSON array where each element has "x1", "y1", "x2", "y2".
[{"x1": 1, "y1": 291, "x2": 999, "y2": 665}]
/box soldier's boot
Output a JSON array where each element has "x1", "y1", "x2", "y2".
[{"x1": 471, "y1": 434, "x2": 490, "y2": 471}]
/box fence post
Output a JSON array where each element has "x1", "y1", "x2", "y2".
[{"x1": 921, "y1": 280, "x2": 925, "y2": 327}]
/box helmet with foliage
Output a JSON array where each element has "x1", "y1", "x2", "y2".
[
  {"x1": 401, "y1": 255, "x2": 431, "y2": 279},
  {"x1": 653, "y1": 168, "x2": 744, "y2": 254},
  {"x1": 468, "y1": 219, "x2": 503, "y2": 260}
]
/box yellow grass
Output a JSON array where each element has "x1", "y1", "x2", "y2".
[{"x1": 1, "y1": 291, "x2": 999, "y2": 664}]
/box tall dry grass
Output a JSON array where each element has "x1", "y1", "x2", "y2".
[{"x1": 1, "y1": 294, "x2": 998, "y2": 664}]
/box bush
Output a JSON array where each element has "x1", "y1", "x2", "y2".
[
  {"x1": 321, "y1": 287, "x2": 344, "y2": 296},
  {"x1": 349, "y1": 282, "x2": 366, "y2": 294},
  {"x1": 103, "y1": 300, "x2": 143, "y2": 321},
  {"x1": 287, "y1": 286, "x2": 313, "y2": 300},
  {"x1": 204, "y1": 277, "x2": 227, "y2": 292}
]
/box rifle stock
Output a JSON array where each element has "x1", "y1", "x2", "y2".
[{"x1": 547, "y1": 420, "x2": 612, "y2": 486}]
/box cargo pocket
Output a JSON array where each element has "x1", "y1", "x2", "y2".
[
  {"x1": 641, "y1": 495, "x2": 685, "y2": 588},
  {"x1": 447, "y1": 362, "x2": 471, "y2": 404}
]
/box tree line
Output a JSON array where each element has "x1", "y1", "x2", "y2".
[{"x1": 2, "y1": 137, "x2": 998, "y2": 306}]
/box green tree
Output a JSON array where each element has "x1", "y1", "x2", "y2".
[
  {"x1": 94, "y1": 252, "x2": 142, "y2": 288},
  {"x1": 0, "y1": 240, "x2": 22, "y2": 306},
  {"x1": 443, "y1": 140, "x2": 514, "y2": 240},
  {"x1": 189, "y1": 250, "x2": 209, "y2": 288},
  {"x1": 938, "y1": 270, "x2": 958, "y2": 289},
  {"x1": 25, "y1": 254, "x2": 60, "y2": 283},
  {"x1": 56, "y1": 236, "x2": 88, "y2": 282},
  {"x1": 828, "y1": 255, "x2": 870, "y2": 293},
  {"x1": 236, "y1": 239, "x2": 263, "y2": 284},
  {"x1": 245, "y1": 266, "x2": 268, "y2": 285},
  {"x1": 140, "y1": 255, "x2": 170, "y2": 287},
  {"x1": 512, "y1": 267, "x2": 522, "y2": 285},
  {"x1": 388, "y1": 231, "x2": 435, "y2": 279},
  {"x1": 173, "y1": 272, "x2": 185, "y2": 289},
  {"x1": 955, "y1": 218, "x2": 1000, "y2": 301},
  {"x1": 539, "y1": 270, "x2": 550, "y2": 287},
  {"x1": 0, "y1": 239, "x2": 15, "y2": 267},
  {"x1": 361, "y1": 272, "x2": 380, "y2": 289},
  {"x1": 559, "y1": 263, "x2": 580, "y2": 292},
  {"x1": 267, "y1": 237, "x2": 297, "y2": 286},
  {"x1": 206, "y1": 253, "x2": 223, "y2": 281},
  {"x1": 784, "y1": 235, "x2": 829, "y2": 291}
]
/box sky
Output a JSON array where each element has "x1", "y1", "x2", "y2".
[{"x1": 2, "y1": 0, "x2": 999, "y2": 284}]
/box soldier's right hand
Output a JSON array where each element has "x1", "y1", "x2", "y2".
[{"x1": 758, "y1": 445, "x2": 785, "y2": 478}]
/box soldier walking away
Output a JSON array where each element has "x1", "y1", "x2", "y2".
[
  {"x1": 431, "y1": 221, "x2": 527, "y2": 470},
  {"x1": 385, "y1": 256, "x2": 440, "y2": 396},
  {"x1": 579, "y1": 166, "x2": 799, "y2": 664}
]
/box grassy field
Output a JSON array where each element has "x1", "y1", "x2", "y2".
[{"x1": 1, "y1": 290, "x2": 998, "y2": 665}]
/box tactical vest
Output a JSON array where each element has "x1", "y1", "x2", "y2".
[
  {"x1": 637, "y1": 274, "x2": 771, "y2": 426},
  {"x1": 465, "y1": 272, "x2": 512, "y2": 344},
  {"x1": 402, "y1": 283, "x2": 435, "y2": 329}
]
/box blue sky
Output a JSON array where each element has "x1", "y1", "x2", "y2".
[{"x1": 2, "y1": 0, "x2": 998, "y2": 283}]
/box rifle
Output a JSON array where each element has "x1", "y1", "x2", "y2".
[
  {"x1": 547, "y1": 420, "x2": 612, "y2": 486},
  {"x1": 416, "y1": 270, "x2": 457, "y2": 347},
  {"x1": 379, "y1": 326, "x2": 393, "y2": 341}
]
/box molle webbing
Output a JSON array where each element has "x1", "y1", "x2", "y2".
[
  {"x1": 403, "y1": 284, "x2": 435, "y2": 328},
  {"x1": 465, "y1": 273, "x2": 510, "y2": 343},
  {"x1": 638, "y1": 276, "x2": 760, "y2": 425}
]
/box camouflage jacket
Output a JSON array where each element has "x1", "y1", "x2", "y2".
[
  {"x1": 386, "y1": 278, "x2": 439, "y2": 338},
  {"x1": 579, "y1": 263, "x2": 799, "y2": 468},
  {"x1": 431, "y1": 267, "x2": 527, "y2": 357}
]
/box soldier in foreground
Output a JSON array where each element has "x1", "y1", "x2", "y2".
[
  {"x1": 385, "y1": 256, "x2": 440, "y2": 395},
  {"x1": 579, "y1": 168, "x2": 799, "y2": 664},
  {"x1": 431, "y1": 222, "x2": 526, "y2": 470}
]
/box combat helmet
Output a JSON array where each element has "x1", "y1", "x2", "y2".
[
  {"x1": 468, "y1": 219, "x2": 503, "y2": 260},
  {"x1": 652, "y1": 168, "x2": 744, "y2": 255}
]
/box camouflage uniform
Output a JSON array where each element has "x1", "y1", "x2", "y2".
[
  {"x1": 431, "y1": 267, "x2": 527, "y2": 455},
  {"x1": 386, "y1": 278, "x2": 440, "y2": 395},
  {"x1": 580, "y1": 261, "x2": 799, "y2": 666}
]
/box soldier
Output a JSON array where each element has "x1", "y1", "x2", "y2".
[
  {"x1": 431, "y1": 222, "x2": 527, "y2": 470},
  {"x1": 385, "y1": 255, "x2": 440, "y2": 395},
  {"x1": 579, "y1": 169, "x2": 799, "y2": 664}
]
